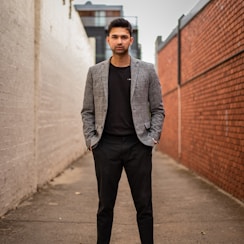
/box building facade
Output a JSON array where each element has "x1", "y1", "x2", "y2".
[{"x1": 74, "y1": 1, "x2": 141, "y2": 63}]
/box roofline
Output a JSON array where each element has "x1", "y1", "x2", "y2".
[
  {"x1": 156, "y1": 0, "x2": 211, "y2": 52},
  {"x1": 74, "y1": 1, "x2": 123, "y2": 12}
]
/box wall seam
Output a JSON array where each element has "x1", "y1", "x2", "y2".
[{"x1": 34, "y1": 0, "x2": 41, "y2": 189}]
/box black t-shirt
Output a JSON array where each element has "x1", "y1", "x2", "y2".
[{"x1": 103, "y1": 63, "x2": 136, "y2": 136}]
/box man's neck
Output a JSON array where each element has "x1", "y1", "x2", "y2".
[{"x1": 110, "y1": 55, "x2": 131, "y2": 67}]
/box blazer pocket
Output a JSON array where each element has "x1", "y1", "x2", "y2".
[
  {"x1": 91, "y1": 142, "x2": 99, "y2": 150},
  {"x1": 144, "y1": 122, "x2": 151, "y2": 130}
]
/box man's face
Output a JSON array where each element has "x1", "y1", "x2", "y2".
[{"x1": 107, "y1": 27, "x2": 134, "y2": 55}]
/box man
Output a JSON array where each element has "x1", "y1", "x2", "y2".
[{"x1": 81, "y1": 18, "x2": 165, "y2": 244}]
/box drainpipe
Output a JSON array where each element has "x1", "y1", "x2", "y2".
[{"x1": 177, "y1": 15, "x2": 184, "y2": 161}]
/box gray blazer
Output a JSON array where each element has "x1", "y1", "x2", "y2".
[{"x1": 81, "y1": 56, "x2": 165, "y2": 148}]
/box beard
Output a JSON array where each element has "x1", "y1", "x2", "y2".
[{"x1": 112, "y1": 46, "x2": 129, "y2": 55}]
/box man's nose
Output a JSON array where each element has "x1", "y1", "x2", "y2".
[{"x1": 117, "y1": 37, "x2": 122, "y2": 43}]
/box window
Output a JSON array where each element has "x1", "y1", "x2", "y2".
[{"x1": 95, "y1": 11, "x2": 105, "y2": 26}]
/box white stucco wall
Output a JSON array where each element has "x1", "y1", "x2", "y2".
[{"x1": 0, "y1": 0, "x2": 94, "y2": 216}]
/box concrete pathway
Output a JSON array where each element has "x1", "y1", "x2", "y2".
[{"x1": 0, "y1": 150, "x2": 243, "y2": 244}]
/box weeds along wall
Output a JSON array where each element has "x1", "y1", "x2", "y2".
[
  {"x1": 0, "y1": 0, "x2": 94, "y2": 216},
  {"x1": 157, "y1": 0, "x2": 243, "y2": 201}
]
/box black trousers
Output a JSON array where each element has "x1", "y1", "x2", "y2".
[{"x1": 92, "y1": 133, "x2": 154, "y2": 244}]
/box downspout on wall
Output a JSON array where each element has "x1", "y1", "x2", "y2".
[{"x1": 177, "y1": 15, "x2": 184, "y2": 161}]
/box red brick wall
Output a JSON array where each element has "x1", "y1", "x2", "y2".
[
  {"x1": 158, "y1": 38, "x2": 178, "y2": 94},
  {"x1": 158, "y1": 89, "x2": 179, "y2": 159},
  {"x1": 157, "y1": 38, "x2": 179, "y2": 159},
  {"x1": 157, "y1": 0, "x2": 244, "y2": 201}
]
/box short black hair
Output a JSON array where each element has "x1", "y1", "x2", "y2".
[{"x1": 107, "y1": 18, "x2": 133, "y2": 36}]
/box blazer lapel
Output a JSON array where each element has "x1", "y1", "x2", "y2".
[
  {"x1": 130, "y1": 57, "x2": 139, "y2": 99},
  {"x1": 101, "y1": 59, "x2": 110, "y2": 100}
]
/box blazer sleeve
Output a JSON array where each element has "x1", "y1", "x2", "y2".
[
  {"x1": 81, "y1": 67, "x2": 96, "y2": 148},
  {"x1": 148, "y1": 63, "x2": 165, "y2": 142}
]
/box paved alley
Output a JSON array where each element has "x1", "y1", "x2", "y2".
[{"x1": 0, "y1": 150, "x2": 243, "y2": 244}]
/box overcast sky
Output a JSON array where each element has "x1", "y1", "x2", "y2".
[{"x1": 75, "y1": 0, "x2": 199, "y2": 63}]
